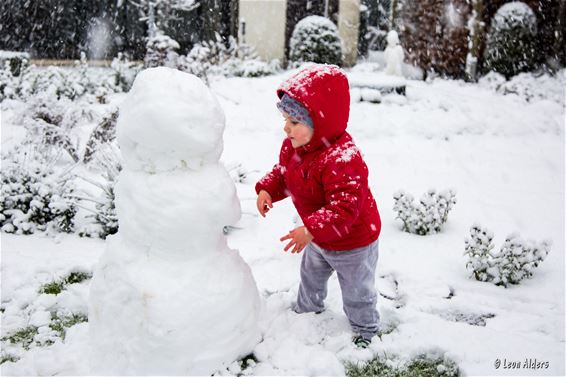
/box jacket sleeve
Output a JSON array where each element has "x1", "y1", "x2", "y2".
[
  {"x1": 303, "y1": 153, "x2": 369, "y2": 243},
  {"x1": 255, "y1": 139, "x2": 292, "y2": 203}
]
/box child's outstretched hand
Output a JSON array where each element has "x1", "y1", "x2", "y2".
[
  {"x1": 280, "y1": 226, "x2": 314, "y2": 253},
  {"x1": 257, "y1": 190, "x2": 273, "y2": 217}
]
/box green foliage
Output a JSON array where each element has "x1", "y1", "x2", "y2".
[
  {"x1": 40, "y1": 281, "x2": 65, "y2": 295},
  {"x1": 65, "y1": 271, "x2": 92, "y2": 284},
  {"x1": 289, "y1": 15, "x2": 343, "y2": 67},
  {"x1": 483, "y1": 2, "x2": 539, "y2": 78},
  {"x1": 39, "y1": 271, "x2": 92, "y2": 295},
  {"x1": 346, "y1": 353, "x2": 460, "y2": 377},
  {"x1": 49, "y1": 313, "x2": 88, "y2": 340},
  {"x1": 238, "y1": 353, "x2": 258, "y2": 375},
  {"x1": 1, "y1": 326, "x2": 38, "y2": 350},
  {"x1": 0, "y1": 311, "x2": 87, "y2": 354},
  {"x1": 346, "y1": 357, "x2": 395, "y2": 377},
  {"x1": 0, "y1": 353, "x2": 20, "y2": 365}
]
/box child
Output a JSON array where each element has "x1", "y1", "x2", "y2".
[{"x1": 255, "y1": 64, "x2": 382, "y2": 348}]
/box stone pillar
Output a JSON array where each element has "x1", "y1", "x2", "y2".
[
  {"x1": 239, "y1": 0, "x2": 287, "y2": 62},
  {"x1": 338, "y1": 0, "x2": 360, "y2": 67}
]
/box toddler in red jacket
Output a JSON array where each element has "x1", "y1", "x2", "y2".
[{"x1": 255, "y1": 64, "x2": 382, "y2": 348}]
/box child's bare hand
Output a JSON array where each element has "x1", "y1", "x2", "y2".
[
  {"x1": 257, "y1": 190, "x2": 273, "y2": 217},
  {"x1": 280, "y1": 226, "x2": 314, "y2": 253}
]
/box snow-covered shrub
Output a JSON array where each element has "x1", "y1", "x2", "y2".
[
  {"x1": 178, "y1": 34, "x2": 277, "y2": 82},
  {"x1": 83, "y1": 109, "x2": 118, "y2": 164},
  {"x1": 0, "y1": 62, "x2": 14, "y2": 101},
  {"x1": 365, "y1": 26, "x2": 388, "y2": 51},
  {"x1": 289, "y1": 16, "x2": 342, "y2": 67},
  {"x1": 479, "y1": 70, "x2": 565, "y2": 105},
  {"x1": 483, "y1": 2, "x2": 538, "y2": 78},
  {"x1": 0, "y1": 56, "x2": 32, "y2": 101},
  {"x1": 464, "y1": 224, "x2": 496, "y2": 282},
  {"x1": 477, "y1": 71, "x2": 507, "y2": 91},
  {"x1": 111, "y1": 53, "x2": 142, "y2": 93},
  {"x1": 232, "y1": 59, "x2": 281, "y2": 78},
  {"x1": 1, "y1": 55, "x2": 126, "y2": 102},
  {"x1": 393, "y1": 189, "x2": 457, "y2": 235},
  {"x1": 0, "y1": 51, "x2": 31, "y2": 77},
  {"x1": 77, "y1": 144, "x2": 121, "y2": 239},
  {"x1": 144, "y1": 33, "x2": 180, "y2": 68},
  {"x1": 464, "y1": 224, "x2": 551, "y2": 287},
  {"x1": 0, "y1": 157, "x2": 76, "y2": 234},
  {"x1": 18, "y1": 94, "x2": 87, "y2": 163},
  {"x1": 10, "y1": 66, "x2": 73, "y2": 100}
]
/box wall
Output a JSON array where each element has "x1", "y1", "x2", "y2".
[
  {"x1": 239, "y1": 0, "x2": 287, "y2": 62},
  {"x1": 338, "y1": 0, "x2": 360, "y2": 67}
]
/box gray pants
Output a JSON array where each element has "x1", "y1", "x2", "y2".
[{"x1": 294, "y1": 240, "x2": 380, "y2": 340}]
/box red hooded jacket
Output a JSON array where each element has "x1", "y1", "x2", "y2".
[{"x1": 255, "y1": 64, "x2": 381, "y2": 251}]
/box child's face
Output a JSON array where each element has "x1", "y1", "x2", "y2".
[{"x1": 283, "y1": 113, "x2": 314, "y2": 148}]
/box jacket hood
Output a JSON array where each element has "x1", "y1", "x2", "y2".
[{"x1": 277, "y1": 64, "x2": 350, "y2": 153}]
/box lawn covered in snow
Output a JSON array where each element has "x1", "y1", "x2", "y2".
[{"x1": 1, "y1": 67, "x2": 564, "y2": 376}]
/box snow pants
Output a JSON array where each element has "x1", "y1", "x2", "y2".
[{"x1": 294, "y1": 239, "x2": 380, "y2": 340}]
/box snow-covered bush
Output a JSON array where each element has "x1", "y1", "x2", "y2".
[
  {"x1": 0, "y1": 157, "x2": 76, "y2": 235},
  {"x1": 178, "y1": 34, "x2": 277, "y2": 82},
  {"x1": 24, "y1": 53, "x2": 95, "y2": 101},
  {"x1": 18, "y1": 94, "x2": 90, "y2": 164},
  {"x1": 365, "y1": 26, "x2": 388, "y2": 52},
  {"x1": 289, "y1": 16, "x2": 342, "y2": 67},
  {"x1": 0, "y1": 57, "x2": 31, "y2": 101},
  {"x1": 83, "y1": 109, "x2": 118, "y2": 164},
  {"x1": 2, "y1": 65, "x2": 74, "y2": 101},
  {"x1": 464, "y1": 224, "x2": 496, "y2": 282},
  {"x1": 0, "y1": 51, "x2": 31, "y2": 76},
  {"x1": 393, "y1": 189, "x2": 456, "y2": 235},
  {"x1": 77, "y1": 144, "x2": 121, "y2": 239},
  {"x1": 233, "y1": 59, "x2": 281, "y2": 78},
  {"x1": 479, "y1": 70, "x2": 565, "y2": 104},
  {"x1": 111, "y1": 53, "x2": 142, "y2": 93},
  {"x1": 77, "y1": 176, "x2": 118, "y2": 240},
  {"x1": 483, "y1": 2, "x2": 538, "y2": 78},
  {"x1": 464, "y1": 224, "x2": 551, "y2": 287},
  {"x1": 144, "y1": 33, "x2": 180, "y2": 68},
  {"x1": 0, "y1": 55, "x2": 130, "y2": 102}
]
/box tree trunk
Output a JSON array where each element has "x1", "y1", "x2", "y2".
[
  {"x1": 465, "y1": 0, "x2": 485, "y2": 82},
  {"x1": 554, "y1": 0, "x2": 566, "y2": 67}
]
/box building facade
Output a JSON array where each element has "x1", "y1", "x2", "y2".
[{"x1": 239, "y1": 0, "x2": 361, "y2": 67}]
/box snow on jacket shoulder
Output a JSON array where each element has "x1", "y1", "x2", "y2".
[{"x1": 255, "y1": 64, "x2": 381, "y2": 251}]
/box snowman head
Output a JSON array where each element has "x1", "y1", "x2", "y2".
[
  {"x1": 386, "y1": 30, "x2": 400, "y2": 47},
  {"x1": 117, "y1": 67, "x2": 225, "y2": 172}
]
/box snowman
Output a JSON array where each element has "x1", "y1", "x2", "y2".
[
  {"x1": 384, "y1": 30, "x2": 405, "y2": 77},
  {"x1": 88, "y1": 67, "x2": 261, "y2": 375}
]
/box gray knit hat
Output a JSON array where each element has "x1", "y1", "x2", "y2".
[{"x1": 276, "y1": 93, "x2": 314, "y2": 129}]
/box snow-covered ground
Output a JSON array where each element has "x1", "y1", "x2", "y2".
[{"x1": 1, "y1": 69, "x2": 565, "y2": 376}]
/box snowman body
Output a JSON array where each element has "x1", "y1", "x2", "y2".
[{"x1": 384, "y1": 30, "x2": 405, "y2": 77}]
